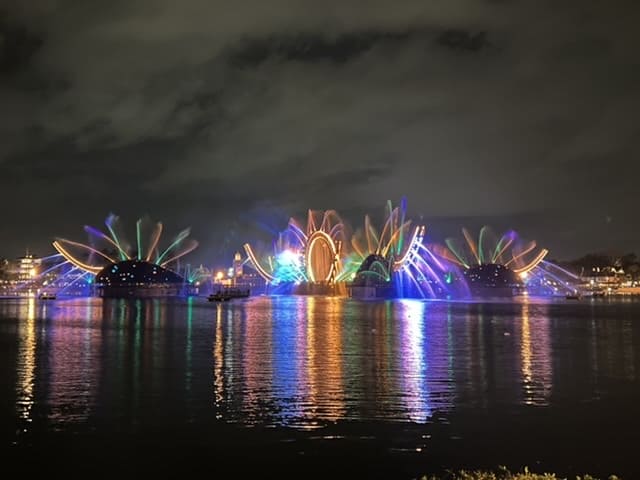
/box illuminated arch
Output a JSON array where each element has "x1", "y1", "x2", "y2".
[
  {"x1": 243, "y1": 243, "x2": 275, "y2": 283},
  {"x1": 52, "y1": 240, "x2": 105, "y2": 275},
  {"x1": 512, "y1": 249, "x2": 549, "y2": 274},
  {"x1": 393, "y1": 225, "x2": 425, "y2": 271},
  {"x1": 52, "y1": 215, "x2": 197, "y2": 276}
]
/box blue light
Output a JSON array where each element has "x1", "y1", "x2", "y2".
[{"x1": 273, "y1": 249, "x2": 306, "y2": 284}]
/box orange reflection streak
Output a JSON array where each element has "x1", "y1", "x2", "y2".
[
  {"x1": 305, "y1": 296, "x2": 318, "y2": 421},
  {"x1": 47, "y1": 298, "x2": 102, "y2": 425},
  {"x1": 322, "y1": 297, "x2": 345, "y2": 421},
  {"x1": 519, "y1": 302, "x2": 553, "y2": 406},
  {"x1": 372, "y1": 302, "x2": 393, "y2": 418},
  {"x1": 520, "y1": 302, "x2": 533, "y2": 405},
  {"x1": 242, "y1": 300, "x2": 273, "y2": 421},
  {"x1": 286, "y1": 297, "x2": 307, "y2": 422},
  {"x1": 213, "y1": 304, "x2": 224, "y2": 418},
  {"x1": 224, "y1": 306, "x2": 234, "y2": 411},
  {"x1": 16, "y1": 298, "x2": 36, "y2": 427},
  {"x1": 468, "y1": 307, "x2": 488, "y2": 408}
]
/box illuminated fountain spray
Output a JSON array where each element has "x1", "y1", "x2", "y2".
[
  {"x1": 244, "y1": 199, "x2": 464, "y2": 298},
  {"x1": 438, "y1": 227, "x2": 548, "y2": 275},
  {"x1": 522, "y1": 260, "x2": 581, "y2": 296},
  {"x1": 433, "y1": 226, "x2": 576, "y2": 296},
  {"x1": 348, "y1": 199, "x2": 464, "y2": 298},
  {"x1": 244, "y1": 209, "x2": 346, "y2": 287},
  {"x1": 52, "y1": 214, "x2": 198, "y2": 275},
  {"x1": 341, "y1": 198, "x2": 414, "y2": 281}
]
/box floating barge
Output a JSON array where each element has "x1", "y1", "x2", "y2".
[{"x1": 208, "y1": 287, "x2": 251, "y2": 302}]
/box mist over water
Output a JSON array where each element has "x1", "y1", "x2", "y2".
[{"x1": 1, "y1": 296, "x2": 639, "y2": 478}]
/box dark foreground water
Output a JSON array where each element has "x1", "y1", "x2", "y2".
[{"x1": 1, "y1": 295, "x2": 639, "y2": 478}]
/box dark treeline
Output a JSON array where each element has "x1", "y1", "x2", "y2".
[{"x1": 552, "y1": 252, "x2": 640, "y2": 278}]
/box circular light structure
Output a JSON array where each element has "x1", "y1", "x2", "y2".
[
  {"x1": 305, "y1": 230, "x2": 339, "y2": 282},
  {"x1": 245, "y1": 209, "x2": 346, "y2": 285}
]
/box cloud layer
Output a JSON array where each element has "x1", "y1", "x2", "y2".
[{"x1": 1, "y1": 0, "x2": 639, "y2": 262}]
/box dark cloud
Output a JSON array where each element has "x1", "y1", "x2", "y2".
[
  {"x1": 0, "y1": 14, "x2": 43, "y2": 76},
  {"x1": 0, "y1": 0, "x2": 639, "y2": 264},
  {"x1": 436, "y1": 30, "x2": 489, "y2": 51}
]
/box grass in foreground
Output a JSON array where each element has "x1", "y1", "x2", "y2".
[{"x1": 420, "y1": 467, "x2": 621, "y2": 480}]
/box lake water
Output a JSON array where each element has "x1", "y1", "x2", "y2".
[{"x1": 1, "y1": 295, "x2": 639, "y2": 478}]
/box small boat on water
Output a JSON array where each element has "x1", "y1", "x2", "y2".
[
  {"x1": 39, "y1": 292, "x2": 57, "y2": 300},
  {"x1": 208, "y1": 287, "x2": 250, "y2": 302},
  {"x1": 565, "y1": 292, "x2": 582, "y2": 300}
]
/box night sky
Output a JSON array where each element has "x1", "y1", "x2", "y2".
[{"x1": 1, "y1": 1, "x2": 639, "y2": 265}]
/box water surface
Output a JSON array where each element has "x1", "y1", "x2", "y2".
[{"x1": 1, "y1": 296, "x2": 638, "y2": 478}]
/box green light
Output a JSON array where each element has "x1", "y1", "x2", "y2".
[
  {"x1": 105, "y1": 214, "x2": 128, "y2": 261},
  {"x1": 156, "y1": 228, "x2": 190, "y2": 264},
  {"x1": 136, "y1": 219, "x2": 142, "y2": 261},
  {"x1": 478, "y1": 226, "x2": 487, "y2": 264}
]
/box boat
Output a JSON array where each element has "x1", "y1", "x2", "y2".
[
  {"x1": 565, "y1": 292, "x2": 582, "y2": 300},
  {"x1": 591, "y1": 290, "x2": 606, "y2": 298},
  {"x1": 208, "y1": 287, "x2": 250, "y2": 302},
  {"x1": 39, "y1": 292, "x2": 57, "y2": 300}
]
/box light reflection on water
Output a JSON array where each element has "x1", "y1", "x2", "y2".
[
  {"x1": 15, "y1": 297, "x2": 36, "y2": 430},
  {"x1": 2, "y1": 295, "x2": 639, "y2": 437}
]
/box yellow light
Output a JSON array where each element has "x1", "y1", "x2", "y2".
[
  {"x1": 215, "y1": 271, "x2": 224, "y2": 281},
  {"x1": 52, "y1": 241, "x2": 103, "y2": 274},
  {"x1": 243, "y1": 243, "x2": 275, "y2": 283},
  {"x1": 513, "y1": 249, "x2": 549, "y2": 274},
  {"x1": 305, "y1": 230, "x2": 338, "y2": 283}
]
